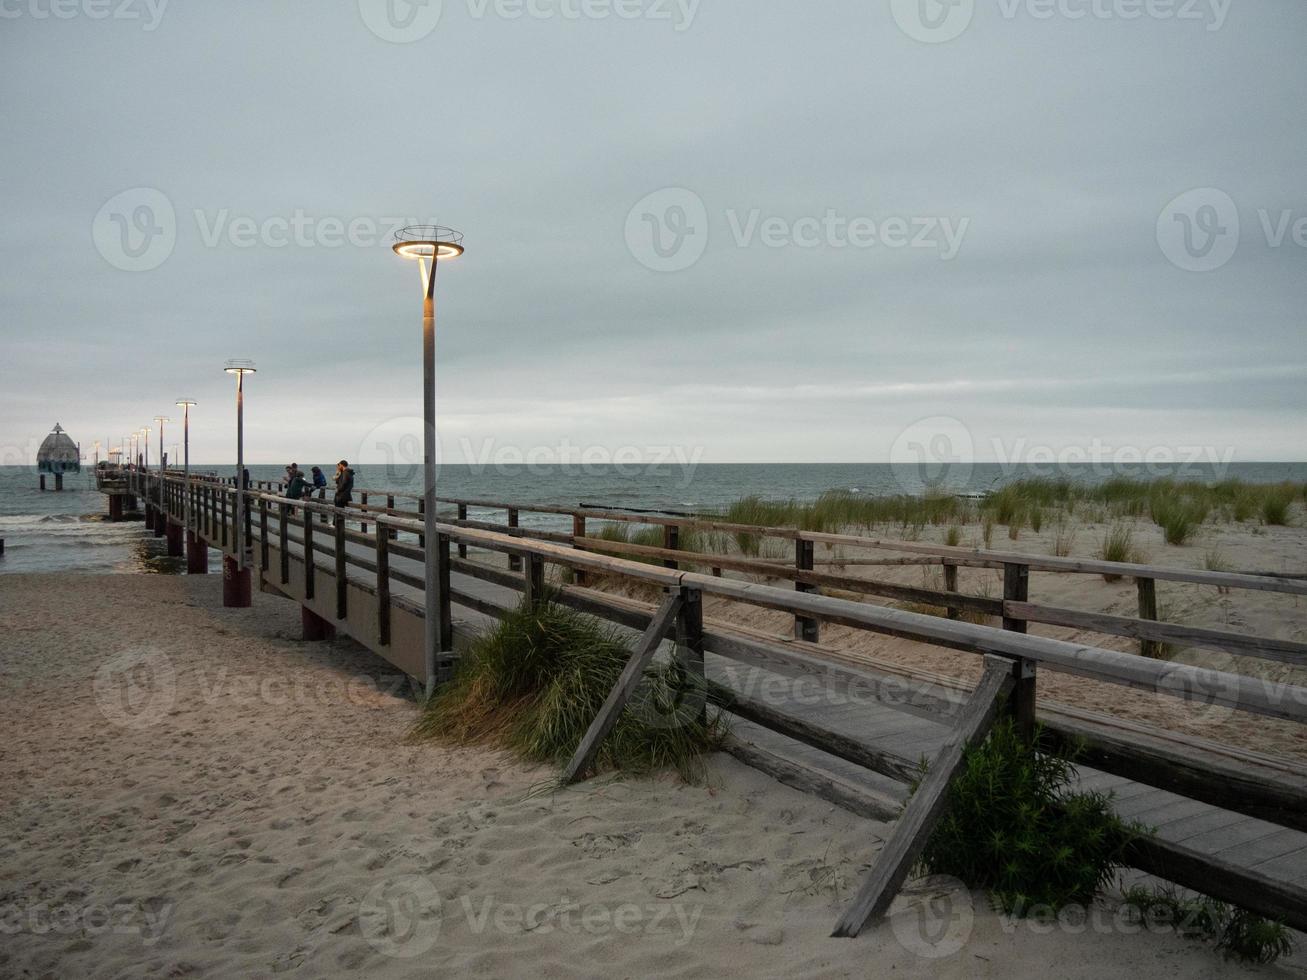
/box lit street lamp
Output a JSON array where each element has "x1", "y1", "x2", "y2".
[
  {"x1": 392, "y1": 224, "x2": 464, "y2": 696},
  {"x1": 223, "y1": 360, "x2": 256, "y2": 607}
]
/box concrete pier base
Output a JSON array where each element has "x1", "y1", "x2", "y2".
[
  {"x1": 222, "y1": 555, "x2": 252, "y2": 607},
  {"x1": 301, "y1": 606, "x2": 336, "y2": 642},
  {"x1": 153, "y1": 509, "x2": 166, "y2": 538},
  {"x1": 186, "y1": 531, "x2": 208, "y2": 574},
  {"x1": 108, "y1": 495, "x2": 124, "y2": 521},
  {"x1": 144, "y1": 506, "x2": 155, "y2": 530},
  {"x1": 166, "y1": 521, "x2": 184, "y2": 557}
]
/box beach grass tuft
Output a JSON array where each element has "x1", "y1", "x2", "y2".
[
  {"x1": 1120, "y1": 885, "x2": 1294, "y2": 964},
  {"x1": 411, "y1": 597, "x2": 724, "y2": 782}
]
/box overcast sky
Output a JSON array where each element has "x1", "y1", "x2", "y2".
[{"x1": 2, "y1": 0, "x2": 1303, "y2": 467}]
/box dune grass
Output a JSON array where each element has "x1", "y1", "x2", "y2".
[
  {"x1": 411, "y1": 597, "x2": 724, "y2": 782},
  {"x1": 1120, "y1": 885, "x2": 1294, "y2": 964}
]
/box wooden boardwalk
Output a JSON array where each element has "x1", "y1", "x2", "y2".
[{"x1": 104, "y1": 469, "x2": 1307, "y2": 931}]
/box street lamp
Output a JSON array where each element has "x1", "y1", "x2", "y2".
[
  {"x1": 223, "y1": 360, "x2": 256, "y2": 607},
  {"x1": 92, "y1": 440, "x2": 101, "y2": 466},
  {"x1": 177, "y1": 400, "x2": 200, "y2": 572},
  {"x1": 141, "y1": 427, "x2": 150, "y2": 470},
  {"x1": 392, "y1": 224, "x2": 464, "y2": 696}
]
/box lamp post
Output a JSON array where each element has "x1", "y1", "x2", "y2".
[
  {"x1": 176, "y1": 399, "x2": 204, "y2": 572},
  {"x1": 392, "y1": 225, "x2": 464, "y2": 696},
  {"x1": 223, "y1": 360, "x2": 256, "y2": 607},
  {"x1": 92, "y1": 440, "x2": 101, "y2": 467}
]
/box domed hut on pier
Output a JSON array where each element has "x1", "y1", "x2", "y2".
[{"x1": 37, "y1": 423, "x2": 81, "y2": 474}]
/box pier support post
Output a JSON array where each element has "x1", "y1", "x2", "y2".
[
  {"x1": 152, "y1": 506, "x2": 166, "y2": 538},
  {"x1": 166, "y1": 521, "x2": 183, "y2": 557},
  {"x1": 108, "y1": 495, "x2": 124, "y2": 521},
  {"x1": 186, "y1": 530, "x2": 208, "y2": 574},
  {"x1": 54, "y1": 473, "x2": 63, "y2": 491},
  {"x1": 39, "y1": 474, "x2": 46, "y2": 491},
  {"x1": 144, "y1": 505, "x2": 155, "y2": 530},
  {"x1": 222, "y1": 554, "x2": 252, "y2": 607},
  {"x1": 301, "y1": 605, "x2": 335, "y2": 641}
]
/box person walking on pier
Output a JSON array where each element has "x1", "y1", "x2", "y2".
[
  {"x1": 333, "y1": 460, "x2": 354, "y2": 508},
  {"x1": 285, "y1": 465, "x2": 310, "y2": 502},
  {"x1": 310, "y1": 466, "x2": 327, "y2": 499}
]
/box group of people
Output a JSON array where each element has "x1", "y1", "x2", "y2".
[{"x1": 284, "y1": 460, "x2": 354, "y2": 507}]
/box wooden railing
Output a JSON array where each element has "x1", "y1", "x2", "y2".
[{"x1": 123, "y1": 468, "x2": 1307, "y2": 932}]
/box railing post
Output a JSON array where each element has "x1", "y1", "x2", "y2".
[
  {"x1": 436, "y1": 532, "x2": 453, "y2": 652},
  {"x1": 376, "y1": 522, "x2": 391, "y2": 646},
  {"x1": 219, "y1": 489, "x2": 228, "y2": 549},
  {"x1": 1136, "y1": 577, "x2": 1160, "y2": 658},
  {"x1": 794, "y1": 538, "x2": 819, "y2": 642},
  {"x1": 508, "y1": 508, "x2": 521, "y2": 572},
  {"x1": 675, "y1": 586, "x2": 706, "y2": 725},
  {"x1": 259, "y1": 497, "x2": 269, "y2": 572},
  {"x1": 1002, "y1": 562, "x2": 1035, "y2": 739},
  {"x1": 943, "y1": 560, "x2": 959, "y2": 620},
  {"x1": 457, "y1": 503, "x2": 468, "y2": 558},
  {"x1": 663, "y1": 524, "x2": 680, "y2": 570},
  {"x1": 524, "y1": 552, "x2": 545, "y2": 606},
  {"x1": 416, "y1": 498, "x2": 425, "y2": 548},
  {"x1": 335, "y1": 513, "x2": 347, "y2": 621},
  {"x1": 279, "y1": 502, "x2": 290, "y2": 585},
  {"x1": 303, "y1": 506, "x2": 315, "y2": 600},
  {"x1": 360, "y1": 491, "x2": 368, "y2": 534},
  {"x1": 572, "y1": 514, "x2": 588, "y2": 587}
]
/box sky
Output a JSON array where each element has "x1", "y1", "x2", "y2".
[{"x1": 1, "y1": 0, "x2": 1304, "y2": 468}]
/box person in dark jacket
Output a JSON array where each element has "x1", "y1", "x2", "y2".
[
  {"x1": 286, "y1": 466, "x2": 310, "y2": 501},
  {"x1": 310, "y1": 466, "x2": 327, "y2": 498},
  {"x1": 333, "y1": 460, "x2": 355, "y2": 508}
]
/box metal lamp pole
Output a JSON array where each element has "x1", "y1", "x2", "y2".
[
  {"x1": 392, "y1": 225, "x2": 464, "y2": 696},
  {"x1": 223, "y1": 361, "x2": 256, "y2": 606}
]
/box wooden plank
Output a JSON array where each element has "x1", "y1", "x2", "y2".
[
  {"x1": 507, "y1": 508, "x2": 522, "y2": 572},
  {"x1": 560, "y1": 592, "x2": 683, "y2": 784},
  {"x1": 1045, "y1": 717, "x2": 1307, "y2": 832},
  {"x1": 279, "y1": 502, "x2": 290, "y2": 585},
  {"x1": 334, "y1": 516, "x2": 348, "y2": 621},
  {"x1": 302, "y1": 507, "x2": 314, "y2": 600},
  {"x1": 1137, "y1": 577, "x2": 1160, "y2": 659},
  {"x1": 832, "y1": 658, "x2": 1014, "y2": 937},
  {"x1": 1007, "y1": 601, "x2": 1307, "y2": 665},
  {"x1": 376, "y1": 523, "x2": 391, "y2": 647},
  {"x1": 721, "y1": 737, "x2": 900, "y2": 822},
  {"x1": 795, "y1": 539, "x2": 819, "y2": 643},
  {"x1": 1127, "y1": 834, "x2": 1307, "y2": 934},
  {"x1": 708, "y1": 682, "x2": 922, "y2": 784}
]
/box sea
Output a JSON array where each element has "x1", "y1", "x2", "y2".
[{"x1": 1, "y1": 461, "x2": 1304, "y2": 575}]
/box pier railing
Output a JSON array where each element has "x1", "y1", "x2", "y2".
[{"x1": 122, "y1": 467, "x2": 1307, "y2": 933}]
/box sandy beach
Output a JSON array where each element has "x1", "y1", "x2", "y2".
[{"x1": 1, "y1": 572, "x2": 1291, "y2": 978}]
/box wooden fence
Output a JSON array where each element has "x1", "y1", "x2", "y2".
[{"x1": 121, "y1": 468, "x2": 1307, "y2": 935}]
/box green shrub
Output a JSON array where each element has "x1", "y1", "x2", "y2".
[
  {"x1": 917, "y1": 719, "x2": 1143, "y2": 913},
  {"x1": 1262, "y1": 489, "x2": 1294, "y2": 526},
  {"x1": 1149, "y1": 495, "x2": 1206, "y2": 546},
  {"x1": 411, "y1": 597, "x2": 724, "y2": 781},
  {"x1": 944, "y1": 525, "x2": 963, "y2": 547}
]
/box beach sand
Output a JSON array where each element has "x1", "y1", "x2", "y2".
[{"x1": 0, "y1": 573, "x2": 1288, "y2": 978}]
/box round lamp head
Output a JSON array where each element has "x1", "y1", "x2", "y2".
[
  {"x1": 176, "y1": 398, "x2": 197, "y2": 408},
  {"x1": 393, "y1": 225, "x2": 464, "y2": 261},
  {"x1": 225, "y1": 358, "x2": 257, "y2": 376}
]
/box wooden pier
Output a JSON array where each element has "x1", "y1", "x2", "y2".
[{"x1": 103, "y1": 466, "x2": 1307, "y2": 936}]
